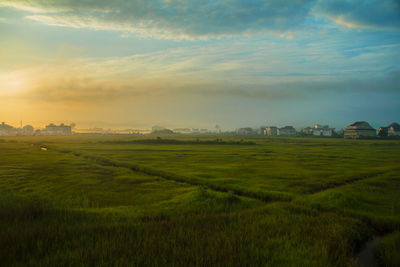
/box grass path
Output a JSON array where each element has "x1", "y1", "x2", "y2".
[
  {"x1": 308, "y1": 170, "x2": 391, "y2": 194},
  {"x1": 35, "y1": 141, "x2": 400, "y2": 205},
  {"x1": 34, "y1": 143, "x2": 289, "y2": 203}
]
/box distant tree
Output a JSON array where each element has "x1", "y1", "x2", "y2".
[{"x1": 151, "y1": 129, "x2": 174, "y2": 135}]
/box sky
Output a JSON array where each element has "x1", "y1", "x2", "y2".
[{"x1": 0, "y1": 0, "x2": 399, "y2": 130}]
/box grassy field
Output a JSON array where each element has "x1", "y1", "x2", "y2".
[{"x1": 0, "y1": 135, "x2": 399, "y2": 266}]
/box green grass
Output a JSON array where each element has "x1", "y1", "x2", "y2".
[
  {"x1": 0, "y1": 193, "x2": 366, "y2": 266},
  {"x1": 0, "y1": 136, "x2": 399, "y2": 266},
  {"x1": 35, "y1": 136, "x2": 400, "y2": 200},
  {"x1": 376, "y1": 231, "x2": 400, "y2": 266}
]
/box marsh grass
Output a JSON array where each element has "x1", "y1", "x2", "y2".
[
  {"x1": 0, "y1": 193, "x2": 366, "y2": 267},
  {"x1": 0, "y1": 136, "x2": 399, "y2": 266},
  {"x1": 376, "y1": 231, "x2": 400, "y2": 266}
]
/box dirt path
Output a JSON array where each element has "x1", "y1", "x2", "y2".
[{"x1": 356, "y1": 236, "x2": 381, "y2": 267}]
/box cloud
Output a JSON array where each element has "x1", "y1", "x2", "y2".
[
  {"x1": 1, "y1": 31, "x2": 398, "y2": 104},
  {"x1": 1, "y1": 0, "x2": 317, "y2": 39},
  {"x1": 188, "y1": 70, "x2": 400, "y2": 101},
  {"x1": 2, "y1": 1, "x2": 398, "y2": 39},
  {"x1": 316, "y1": 0, "x2": 400, "y2": 30},
  {"x1": 22, "y1": 70, "x2": 399, "y2": 104},
  {"x1": 10, "y1": 49, "x2": 399, "y2": 104}
]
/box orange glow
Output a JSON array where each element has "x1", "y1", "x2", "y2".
[{"x1": 0, "y1": 72, "x2": 29, "y2": 96}]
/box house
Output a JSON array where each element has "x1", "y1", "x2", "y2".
[
  {"x1": 312, "y1": 124, "x2": 335, "y2": 137},
  {"x1": 22, "y1": 125, "x2": 34, "y2": 136},
  {"x1": 257, "y1": 127, "x2": 266, "y2": 135},
  {"x1": 266, "y1": 126, "x2": 278, "y2": 136},
  {"x1": 302, "y1": 127, "x2": 313, "y2": 135},
  {"x1": 237, "y1": 128, "x2": 253, "y2": 135},
  {"x1": 39, "y1": 123, "x2": 72, "y2": 135},
  {"x1": 344, "y1": 121, "x2": 376, "y2": 139},
  {"x1": 278, "y1": 126, "x2": 296, "y2": 136},
  {"x1": 0, "y1": 122, "x2": 17, "y2": 136},
  {"x1": 388, "y1": 123, "x2": 400, "y2": 136}
]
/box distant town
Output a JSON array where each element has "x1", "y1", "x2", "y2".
[{"x1": 0, "y1": 121, "x2": 399, "y2": 139}]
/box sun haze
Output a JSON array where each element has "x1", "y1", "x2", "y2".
[{"x1": 0, "y1": 0, "x2": 399, "y2": 129}]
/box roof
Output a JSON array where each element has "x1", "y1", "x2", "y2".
[
  {"x1": 388, "y1": 122, "x2": 400, "y2": 131},
  {"x1": 313, "y1": 128, "x2": 334, "y2": 131},
  {"x1": 350, "y1": 121, "x2": 368, "y2": 126},
  {"x1": 314, "y1": 124, "x2": 329, "y2": 129},
  {"x1": 280, "y1": 126, "x2": 295, "y2": 130},
  {"x1": 347, "y1": 121, "x2": 375, "y2": 130},
  {"x1": 0, "y1": 123, "x2": 14, "y2": 130}
]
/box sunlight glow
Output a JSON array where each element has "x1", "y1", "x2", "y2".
[{"x1": 0, "y1": 72, "x2": 29, "y2": 96}]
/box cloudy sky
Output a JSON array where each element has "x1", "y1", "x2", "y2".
[{"x1": 0, "y1": 0, "x2": 399, "y2": 130}]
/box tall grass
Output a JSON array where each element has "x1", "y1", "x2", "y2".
[
  {"x1": 376, "y1": 231, "x2": 400, "y2": 266},
  {"x1": 0, "y1": 136, "x2": 399, "y2": 266},
  {"x1": 0, "y1": 193, "x2": 366, "y2": 266}
]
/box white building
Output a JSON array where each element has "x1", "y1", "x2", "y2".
[
  {"x1": 237, "y1": 127, "x2": 253, "y2": 135},
  {"x1": 278, "y1": 126, "x2": 296, "y2": 136},
  {"x1": 266, "y1": 126, "x2": 278, "y2": 136},
  {"x1": 39, "y1": 123, "x2": 72, "y2": 135},
  {"x1": 257, "y1": 127, "x2": 266, "y2": 135},
  {"x1": 388, "y1": 123, "x2": 400, "y2": 136},
  {"x1": 302, "y1": 127, "x2": 313, "y2": 135},
  {"x1": 22, "y1": 125, "x2": 34, "y2": 135},
  {"x1": 0, "y1": 122, "x2": 16, "y2": 136},
  {"x1": 312, "y1": 124, "x2": 335, "y2": 137}
]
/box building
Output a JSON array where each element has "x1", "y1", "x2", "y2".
[
  {"x1": 0, "y1": 122, "x2": 17, "y2": 136},
  {"x1": 302, "y1": 127, "x2": 313, "y2": 135},
  {"x1": 22, "y1": 125, "x2": 34, "y2": 136},
  {"x1": 237, "y1": 127, "x2": 253, "y2": 135},
  {"x1": 388, "y1": 123, "x2": 400, "y2": 136},
  {"x1": 40, "y1": 123, "x2": 72, "y2": 135},
  {"x1": 344, "y1": 121, "x2": 376, "y2": 139},
  {"x1": 278, "y1": 126, "x2": 296, "y2": 136},
  {"x1": 257, "y1": 127, "x2": 266, "y2": 135},
  {"x1": 266, "y1": 126, "x2": 278, "y2": 136},
  {"x1": 312, "y1": 124, "x2": 335, "y2": 137},
  {"x1": 379, "y1": 123, "x2": 400, "y2": 137}
]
